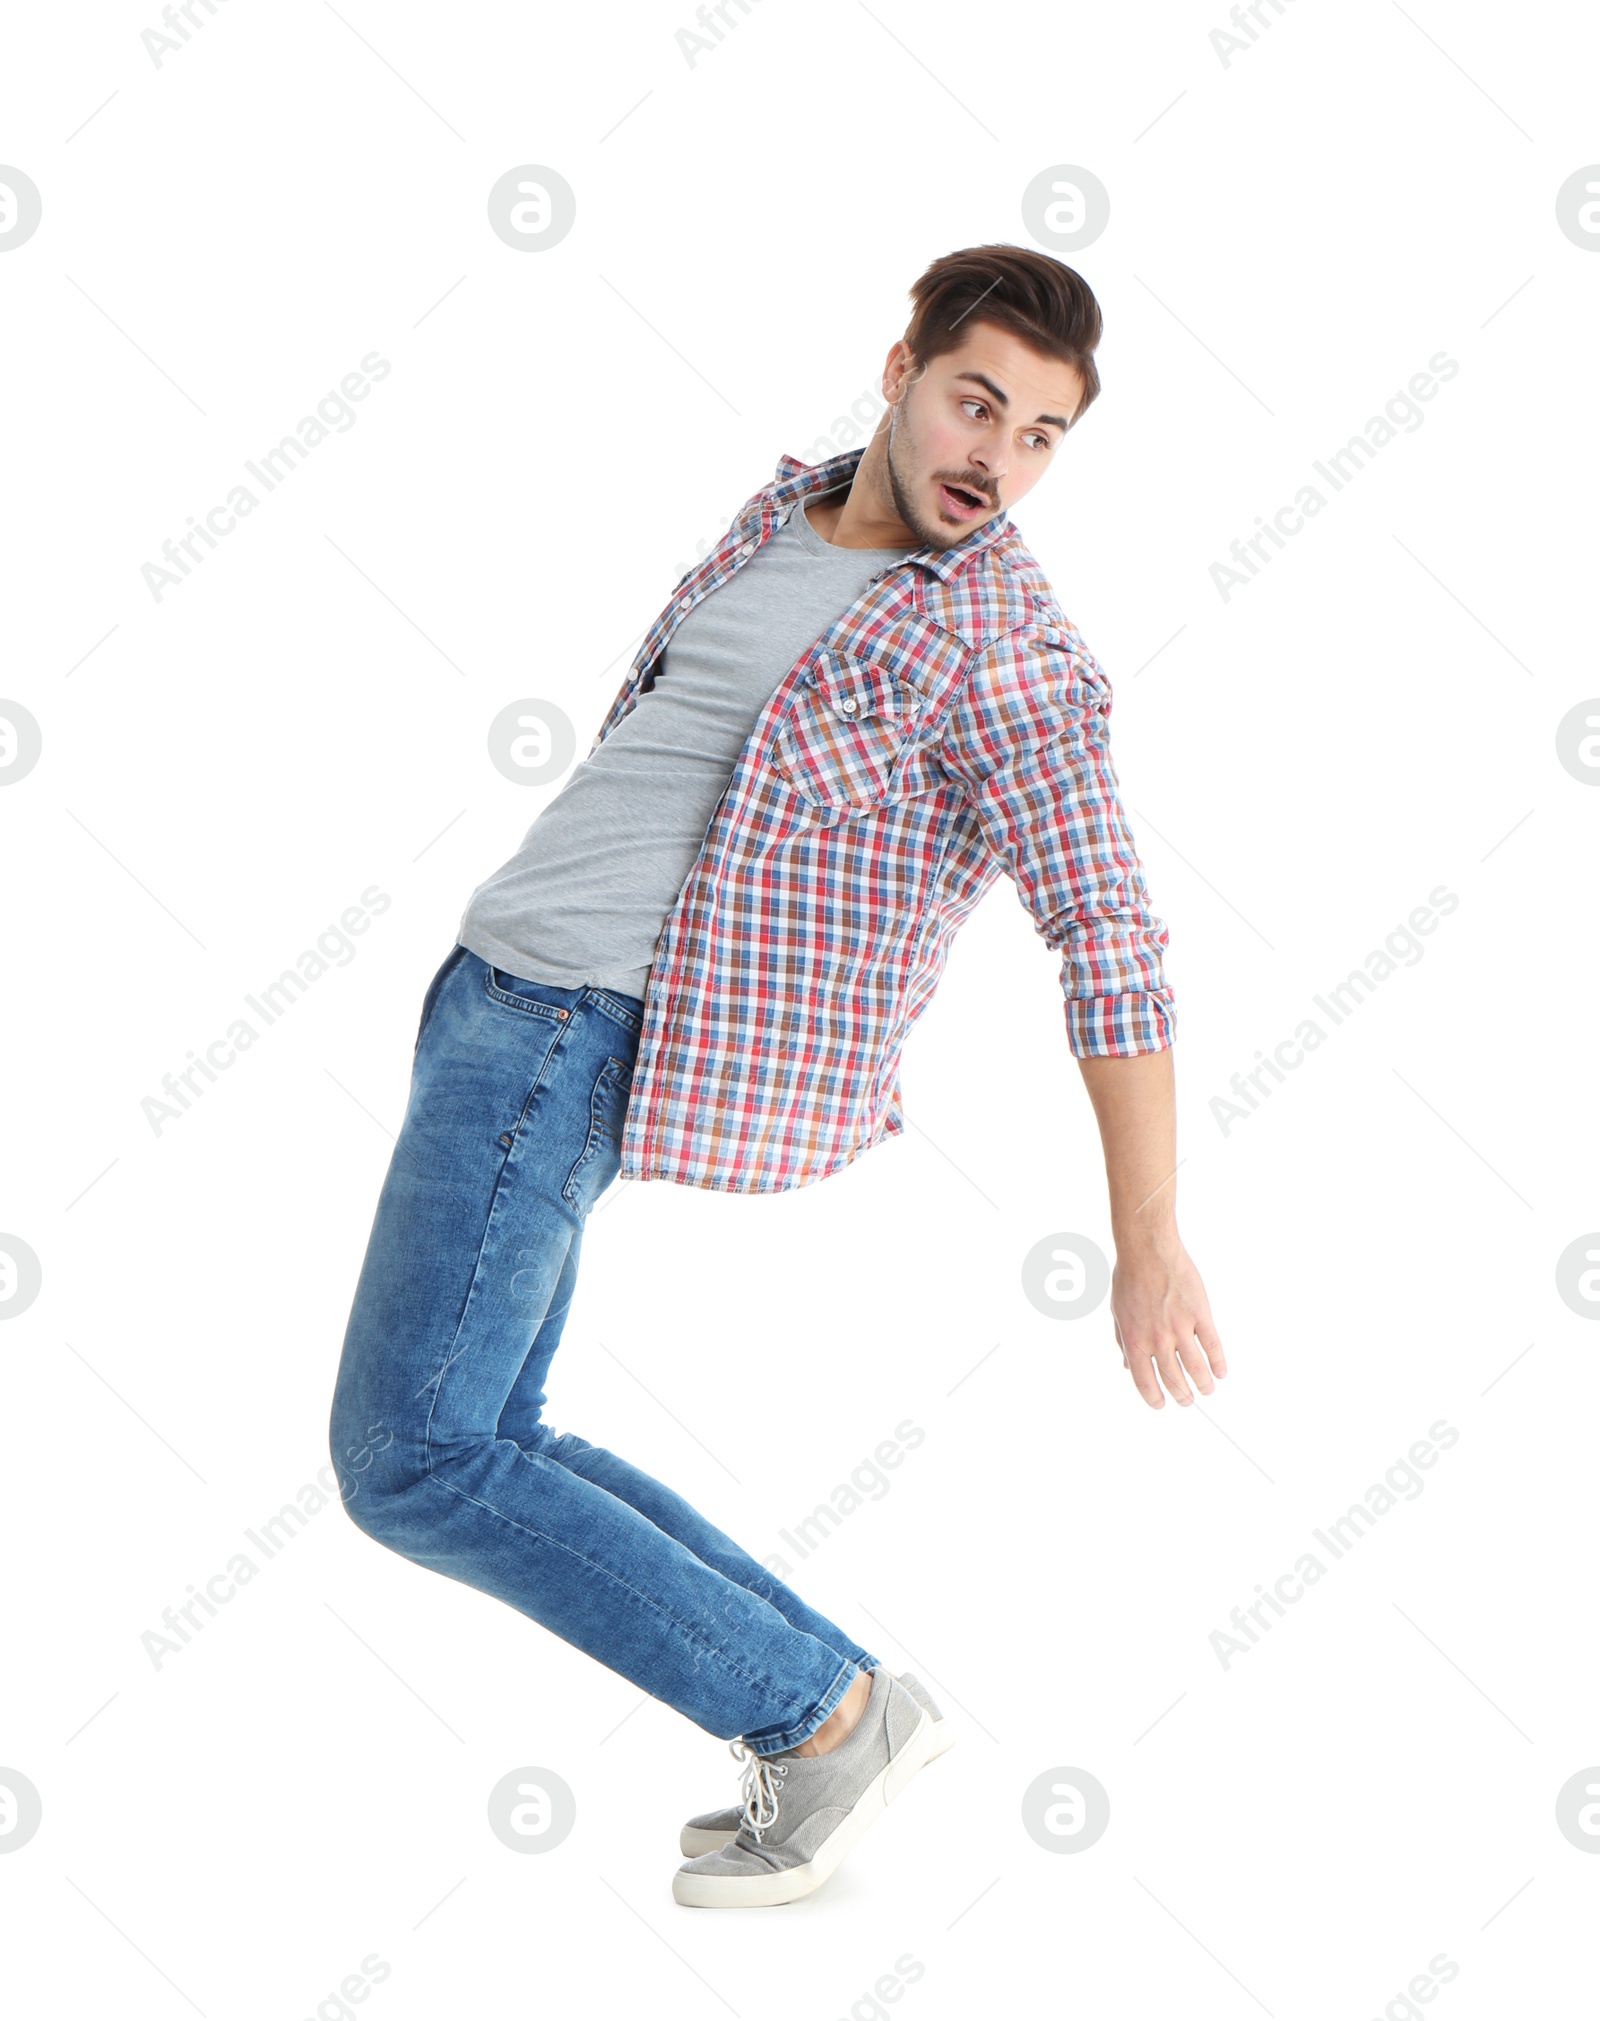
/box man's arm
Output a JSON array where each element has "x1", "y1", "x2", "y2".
[
  {"x1": 935, "y1": 624, "x2": 1175, "y2": 1050},
  {"x1": 937, "y1": 624, "x2": 1224, "y2": 1407},
  {"x1": 1076, "y1": 1050, "x2": 1225, "y2": 1409}
]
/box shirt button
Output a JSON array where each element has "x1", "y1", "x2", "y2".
[
  {"x1": 840, "y1": 696, "x2": 858, "y2": 714},
  {"x1": 738, "y1": 541, "x2": 755, "y2": 556}
]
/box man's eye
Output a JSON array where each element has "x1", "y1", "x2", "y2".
[{"x1": 961, "y1": 399, "x2": 986, "y2": 420}]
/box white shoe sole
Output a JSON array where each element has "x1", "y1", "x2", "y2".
[
  {"x1": 677, "y1": 1712, "x2": 954, "y2": 1857},
  {"x1": 672, "y1": 1704, "x2": 938, "y2": 1907}
]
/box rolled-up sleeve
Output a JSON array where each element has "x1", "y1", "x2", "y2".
[{"x1": 937, "y1": 623, "x2": 1176, "y2": 1056}]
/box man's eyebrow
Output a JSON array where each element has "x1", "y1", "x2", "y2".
[{"x1": 952, "y1": 370, "x2": 1068, "y2": 433}]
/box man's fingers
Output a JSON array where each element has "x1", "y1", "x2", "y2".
[
  {"x1": 1115, "y1": 1319, "x2": 1166, "y2": 1408},
  {"x1": 1195, "y1": 1310, "x2": 1227, "y2": 1378},
  {"x1": 1131, "y1": 1356, "x2": 1165, "y2": 1407},
  {"x1": 1120, "y1": 1312, "x2": 1225, "y2": 1408},
  {"x1": 1151, "y1": 1339, "x2": 1195, "y2": 1406},
  {"x1": 1126, "y1": 1330, "x2": 1221, "y2": 1408},
  {"x1": 1119, "y1": 1287, "x2": 1226, "y2": 1412},
  {"x1": 1174, "y1": 1330, "x2": 1216, "y2": 1397}
]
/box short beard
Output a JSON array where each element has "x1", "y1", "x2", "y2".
[
  {"x1": 885, "y1": 394, "x2": 992, "y2": 552},
  {"x1": 885, "y1": 396, "x2": 951, "y2": 551}
]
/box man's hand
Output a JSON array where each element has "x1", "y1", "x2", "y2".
[{"x1": 1109, "y1": 1231, "x2": 1225, "y2": 1409}]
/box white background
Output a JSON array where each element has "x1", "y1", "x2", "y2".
[{"x1": 2, "y1": 0, "x2": 1598, "y2": 2015}]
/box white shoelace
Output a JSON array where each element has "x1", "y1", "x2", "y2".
[{"x1": 728, "y1": 1738, "x2": 789, "y2": 1841}]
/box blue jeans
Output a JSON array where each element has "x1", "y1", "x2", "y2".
[{"x1": 328, "y1": 945, "x2": 876, "y2": 1756}]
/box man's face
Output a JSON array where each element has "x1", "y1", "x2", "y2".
[{"x1": 882, "y1": 320, "x2": 1085, "y2": 549}]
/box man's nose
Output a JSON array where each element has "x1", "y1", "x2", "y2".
[{"x1": 971, "y1": 439, "x2": 1007, "y2": 489}]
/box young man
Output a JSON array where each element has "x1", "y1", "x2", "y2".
[{"x1": 328, "y1": 244, "x2": 1225, "y2": 1909}]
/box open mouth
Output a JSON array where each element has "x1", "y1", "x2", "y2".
[{"x1": 937, "y1": 480, "x2": 990, "y2": 520}]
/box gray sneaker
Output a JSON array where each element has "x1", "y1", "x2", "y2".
[
  {"x1": 679, "y1": 1667, "x2": 952, "y2": 1857},
  {"x1": 672, "y1": 1665, "x2": 937, "y2": 1907}
]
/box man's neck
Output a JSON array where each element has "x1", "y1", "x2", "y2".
[{"x1": 804, "y1": 435, "x2": 914, "y2": 550}]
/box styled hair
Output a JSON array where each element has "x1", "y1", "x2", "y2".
[{"x1": 902, "y1": 244, "x2": 1103, "y2": 425}]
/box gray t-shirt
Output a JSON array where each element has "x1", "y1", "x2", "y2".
[{"x1": 457, "y1": 492, "x2": 909, "y2": 999}]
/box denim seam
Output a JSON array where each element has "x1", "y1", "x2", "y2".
[
  {"x1": 414, "y1": 944, "x2": 467, "y2": 1057},
  {"x1": 520, "y1": 1439, "x2": 880, "y2": 1729},
  {"x1": 582, "y1": 986, "x2": 644, "y2": 1036},
  {"x1": 418, "y1": 1039, "x2": 571, "y2": 1464},
  {"x1": 743, "y1": 1650, "x2": 862, "y2": 1757},
  {"x1": 416, "y1": 1463, "x2": 781, "y2": 1703},
  {"x1": 481, "y1": 965, "x2": 573, "y2": 1019},
  {"x1": 562, "y1": 1056, "x2": 628, "y2": 1203}
]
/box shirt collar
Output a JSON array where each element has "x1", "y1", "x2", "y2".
[{"x1": 766, "y1": 447, "x2": 1014, "y2": 583}]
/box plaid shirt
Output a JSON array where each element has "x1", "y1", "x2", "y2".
[{"x1": 595, "y1": 444, "x2": 1175, "y2": 1193}]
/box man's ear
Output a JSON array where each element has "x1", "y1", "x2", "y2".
[{"x1": 882, "y1": 337, "x2": 919, "y2": 404}]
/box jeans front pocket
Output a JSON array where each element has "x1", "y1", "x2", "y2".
[
  {"x1": 482, "y1": 964, "x2": 584, "y2": 1023},
  {"x1": 770, "y1": 651, "x2": 924, "y2": 812},
  {"x1": 562, "y1": 1054, "x2": 635, "y2": 1208}
]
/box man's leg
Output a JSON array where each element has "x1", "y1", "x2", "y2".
[
  {"x1": 328, "y1": 949, "x2": 873, "y2": 1756},
  {"x1": 495, "y1": 1224, "x2": 880, "y2": 1675}
]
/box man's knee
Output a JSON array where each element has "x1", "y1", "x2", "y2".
[{"x1": 328, "y1": 1403, "x2": 423, "y2": 1539}]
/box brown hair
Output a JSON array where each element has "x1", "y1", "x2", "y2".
[{"x1": 902, "y1": 244, "x2": 1103, "y2": 426}]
